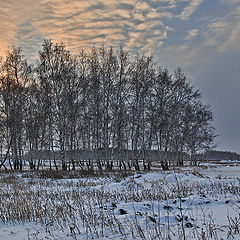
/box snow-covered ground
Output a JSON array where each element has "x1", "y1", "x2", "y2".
[{"x1": 0, "y1": 164, "x2": 239, "y2": 239}]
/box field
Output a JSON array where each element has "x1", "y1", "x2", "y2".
[{"x1": 0, "y1": 161, "x2": 240, "y2": 240}]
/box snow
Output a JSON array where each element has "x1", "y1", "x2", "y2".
[{"x1": 0, "y1": 163, "x2": 240, "y2": 239}]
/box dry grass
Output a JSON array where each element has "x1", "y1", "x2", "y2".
[{"x1": 0, "y1": 170, "x2": 239, "y2": 239}]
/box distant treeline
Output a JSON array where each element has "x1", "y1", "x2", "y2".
[
  {"x1": 197, "y1": 150, "x2": 240, "y2": 161},
  {"x1": 22, "y1": 149, "x2": 189, "y2": 171},
  {"x1": 0, "y1": 40, "x2": 215, "y2": 171}
]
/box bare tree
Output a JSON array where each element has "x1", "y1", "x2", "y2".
[
  {"x1": 37, "y1": 40, "x2": 77, "y2": 170},
  {"x1": 0, "y1": 42, "x2": 216, "y2": 171},
  {"x1": 0, "y1": 47, "x2": 32, "y2": 170}
]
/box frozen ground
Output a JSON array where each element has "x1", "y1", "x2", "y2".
[{"x1": 0, "y1": 163, "x2": 239, "y2": 240}]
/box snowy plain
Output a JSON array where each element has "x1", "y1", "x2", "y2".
[{"x1": 0, "y1": 162, "x2": 240, "y2": 240}]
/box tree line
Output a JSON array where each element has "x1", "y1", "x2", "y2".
[
  {"x1": 197, "y1": 151, "x2": 240, "y2": 161},
  {"x1": 0, "y1": 40, "x2": 215, "y2": 171}
]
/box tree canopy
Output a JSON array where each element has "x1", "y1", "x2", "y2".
[{"x1": 0, "y1": 40, "x2": 216, "y2": 171}]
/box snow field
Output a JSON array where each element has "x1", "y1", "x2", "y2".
[{"x1": 0, "y1": 165, "x2": 239, "y2": 239}]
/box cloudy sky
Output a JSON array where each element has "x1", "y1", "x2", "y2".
[{"x1": 0, "y1": 0, "x2": 239, "y2": 153}]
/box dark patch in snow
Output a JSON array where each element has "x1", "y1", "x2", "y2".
[
  {"x1": 164, "y1": 205, "x2": 173, "y2": 210},
  {"x1": 185, "y1": 222, "x2": 193, "y2": 228},
  {"x1": 119, "y1": 209, "x2": 128, "y2": 215},
  {"x1": 111, "y1": 203, "x2": 117, "y2": 208},
  {"x1": 148, "y1": 216, "x2": 156, "y2": 223},
  {"x1": 135, "y1": 175, "x2": 142, "y2": 179}
]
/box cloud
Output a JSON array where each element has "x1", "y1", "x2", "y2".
[
  {"x1": 223, "y1": 0, "x2": 240, "y2": 3},
  {"x1": 0, "y1": 0, "x2": 238, "y2": 61},
  {"x1": 203, "y1": 16, "x2": 240, "y2": 53},
  {"x1": 0, "y1": 0, "x2": 178, "y2": 59},
  {"x1": 146, "y1": 11, "x2": 172, "y2": 19},
  {"x1": 179, "y1": 0, "x2": 204, "y2": 20},
  {"x1": 221, "y1": 26, "x2": 240, "y2": 52},
  {"x1": 184, "y1": 29, "x2": 199, "y2": 41},
  {"x1": 127, "y1": 26, "x2": 168, "y2": 53}
]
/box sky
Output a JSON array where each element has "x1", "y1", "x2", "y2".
[{"x1": 0, "y1": 0, "x2": 239, "y2": 153}]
